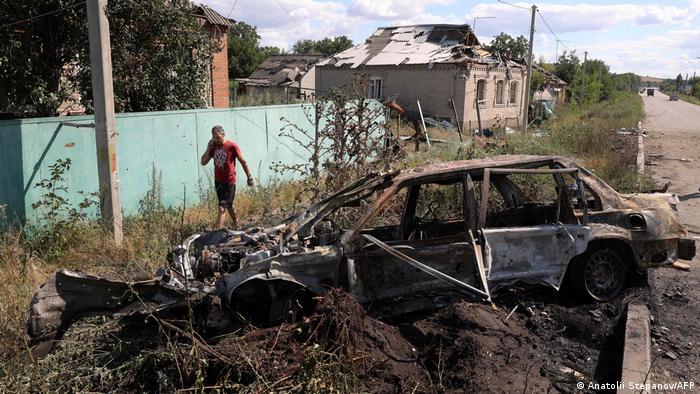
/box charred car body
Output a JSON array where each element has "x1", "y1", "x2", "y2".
[{"x1": 29, "y1": 155, "x2": 695, "y2": 342}]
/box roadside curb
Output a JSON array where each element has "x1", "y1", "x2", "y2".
[
  {"x1": 618, "y1": 303, "x2": 651, "y2": 394},
  {"x1": 637, "y1": 121, "x2": 645, "y2": 175}
]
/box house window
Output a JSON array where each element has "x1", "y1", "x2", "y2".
[
  {"x1": 509, "y1": 81, "x2": 518, "y2": 104},
  {"x1": 495, "y1": 80, "x2": 505, "y2": 105},
  {"x1": 476, "y1": 79, "x2": 486, "y2": 106},
  {"x1": 368, "y1": 77, "x2": 383, "y2": 99}
]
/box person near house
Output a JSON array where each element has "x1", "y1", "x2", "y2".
[{"x1": 200, "y1": 125, "x2": 254, "y2": 229}]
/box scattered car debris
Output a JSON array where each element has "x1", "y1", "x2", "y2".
[
  {"x1": 28, "y1": 155, "x2": 696, "y2": 349},
  {"x1": 672, "y1": 261, "x2": 690, "y2": 271},
  {"x1": 664, "y1": 350, "x2": 678, "y2": 360}
]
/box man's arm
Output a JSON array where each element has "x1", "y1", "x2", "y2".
[
  {"x1": 201, "y1": 140, "x2": 213, "y2": 165},
  {"x1": 235, "y1": 145, "x2": 254, "y2": 186}
]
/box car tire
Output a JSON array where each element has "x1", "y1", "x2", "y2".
[
  {"x1": 268, "y1": 288, "x2": 314, "y2": 325},
  {"x1": 573, "y1": 248, "x2": 627, "y2": 302}
]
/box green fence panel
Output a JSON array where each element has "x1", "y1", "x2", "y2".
[{"x1": 0, "y1": 102, "x2": 384, "y2": 225}]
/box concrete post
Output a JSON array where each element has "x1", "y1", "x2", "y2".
[
  {"x1": 87, "y1": 0, "x2": 123, "y2": 245},
  {"x1": 522, "y1": 5, "x2": 537, "y2": 133}
]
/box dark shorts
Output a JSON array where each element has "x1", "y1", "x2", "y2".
[{"x1": 215, "y1": 181, "x2": 236, "y2": 208}]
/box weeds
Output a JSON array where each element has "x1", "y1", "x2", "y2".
[{"x1": 27, "y1": 158, "x2": 100, "y2": 262}]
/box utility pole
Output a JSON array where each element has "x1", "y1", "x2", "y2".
[
  {"x1": 87, "y1": 0, "x2": 123, "y2": 245},
  {"x1": 522, "y1": 4, "x2": 536, "y2": 133},
  {"x1": 579, "y1": 51, "x2": 587, "y2": 105},
  {"x1": 470, "y1": 16, "x2": 496, "y2": 47},
  {"x1": 554, "y1": 39, "x2": 568, "y2": 63}
]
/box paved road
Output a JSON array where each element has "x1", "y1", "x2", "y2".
[
  {"x1": 644, "y1": 91, "x2": 700, "y2": 134},
  {"x1": 641, "y1": 91, "x2": 700, "y2": 389}
]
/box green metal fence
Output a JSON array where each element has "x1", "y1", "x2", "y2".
[{"x1": 0, "y1": 102, "x2": 382, "y2": 224}]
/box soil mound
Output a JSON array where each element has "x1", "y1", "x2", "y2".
[
  {"x1": 401, "y1": 301, "x2": 552, "y2": 393},
  {"x1": 212, "y1": 288, "x2": 429, "y2": 392}
]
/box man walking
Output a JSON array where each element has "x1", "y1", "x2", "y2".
[{"x1": 201, "y1": 125, "x2": 253, "y2": 229}]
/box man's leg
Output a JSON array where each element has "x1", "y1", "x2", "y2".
[
  {"x1": 226, "y1": 184, "x2": 237, "y2": 229},
  {"x1": 214, "y1": 181, "x2": 228, "y2": 229},
  {"x1": 215, "y1": 206, "x2": 226, "y2": 229},
  {"x1": 227, "y1": 206, "x2": 238, "y2": 229}
]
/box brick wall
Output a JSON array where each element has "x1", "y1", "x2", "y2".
[
  {"x1": 463, "y1": 64, "x2": 525, "y2": 130},
  {"x1": 206, "y1": 24, "x2": 230, "y2": 108},
  {"x1": 316, "y1": 63, "x2": 526, "y2": 130}
]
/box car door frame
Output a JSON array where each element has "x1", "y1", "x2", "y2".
[
  {"x1": 477, "y1": 167, "x2": 591, "y2": 291},
  {"x1": 344, "y1": 174, "x2": 490, "y2": 305}
]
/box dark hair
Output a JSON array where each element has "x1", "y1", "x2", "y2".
[{"x1": 212, "y1": 125, "x2": 225, "y2": 135}]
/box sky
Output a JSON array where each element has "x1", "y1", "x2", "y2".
[{"x1": 199, "y1": 0, "x2": 700, "y2": 78}]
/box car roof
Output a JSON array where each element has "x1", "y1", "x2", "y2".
[{"x1": 393, "y1": 154, "x2": 561, "y2": 183}]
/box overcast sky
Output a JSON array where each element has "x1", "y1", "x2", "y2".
[{"x1": 199, "y1": 0, "x2": 700, "y2": 78}]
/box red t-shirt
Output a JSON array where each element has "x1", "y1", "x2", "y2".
[{"x1": 212, "y1": 140, "x2": 242, "y2": 183}]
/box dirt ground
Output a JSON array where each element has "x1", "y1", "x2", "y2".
[
  {"x1": 642, "y1": 91, "x2": 700, "y2": 390},
  {"x1": 1, "y1": 285, "x2": 636, "y2": 393}
]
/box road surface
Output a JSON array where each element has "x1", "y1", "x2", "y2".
[{"x1": 642, "y1": 90, "x2": 700, "y2": 390}]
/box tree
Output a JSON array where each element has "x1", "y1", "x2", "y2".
[
  {"x1": 292, "y1": 36, "x2": 354, "y2": 56},
  {"x1": 0, "y1": 0, "x2": 86, "y2": 116},
  {"x1": 553, "y1": 51, "x2": 580, "y2": 85},
  {"x1": 228, "y1": 21, "x2": 283, "y2": 79},
  {"x1": 676, "y1": 73, "x2": 684, "y2": 91},
  {"x1": 0, "y1": 0, "x2": 221, "y2": 116},
  {"x1": 292, "y1": 39, "x2": 316, "y2": 55},
  {"x1": 484, "y1": 33, "x2": 528, "y2": 59}
]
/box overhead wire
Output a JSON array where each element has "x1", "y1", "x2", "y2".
[
  {"x1": 496, "y1": 0, "x2": 530, "y2": 11},
  {"x1": 0, "y1": 0, "x2": 86, "y2": 30},
  {"x1": 226, "y1": 0, "x2": 240, "y2": 19},
  {"x1": 536, "y1": 9, "x2": 571, "y2": 52},
  {"x1": 274, "y1": 0, "x2": 291, "y2": 17}
]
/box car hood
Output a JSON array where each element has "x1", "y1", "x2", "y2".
[{"x1": 282, "y1": 170, "x2": 400, "y2": 241}]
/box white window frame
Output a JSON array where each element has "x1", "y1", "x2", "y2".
[{"x1": 368, "y1": 77, "x2": 383, "y2": 100}]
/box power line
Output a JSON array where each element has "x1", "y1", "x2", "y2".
[
  {"x1": 274, "y1": 0, "x2": 291, "y2": 17},
  {"x1": 0, "y1": 1, "x2": 86, "y2": 30},
  {"x1": 496, "y1": 0, "x2": 530, "y2": 11},
  {"x1": 536, "y1": 9, "x2": 570, "y2": 52},
  {"x1": 226, "y1": 0, "x2": 240, "y2": 19}
]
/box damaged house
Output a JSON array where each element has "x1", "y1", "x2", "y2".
[
  {"x1": 235, "y1": 54, "x2": 324, "y2": 101},
  {"x1": 315, "y1": 24, "x2": 527, "y2": 130},
  {"x1": 532, "y1": 63, "x2": 567, "y2": 105}
]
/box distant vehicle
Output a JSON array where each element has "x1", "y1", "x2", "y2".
[
  {"x1": 647, "y1": 88, "x2": 655, "y2": 97},
  {"x1": 670, "y1": 92, "x2": 679, "y2": 101}
]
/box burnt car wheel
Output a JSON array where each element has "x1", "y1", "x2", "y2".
[
  {"x1": 574, "y1": 248, "x2": 627, "y2": 302},
  {"x1": 268, "y1": 288, "x2": 315, "y2": 326}
]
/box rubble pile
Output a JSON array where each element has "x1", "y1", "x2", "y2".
[{"x1": 209, "y1": 288, "x2": 428, "y2": 392}]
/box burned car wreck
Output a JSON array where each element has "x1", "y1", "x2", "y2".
[{"x1": 28, "y1": 155, "x2": 696, "y2": 343}]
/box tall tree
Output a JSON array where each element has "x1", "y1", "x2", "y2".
[
  {"x1": 553, "y1": 51, "x2": 580, "y2": 85},
  {"x1": 292, "y1": 36, "x2": 354, "y2": 56},
  {"x1": 484, "y1": 33, "x2": 528, "y2": 59},
  {"x1": 228, "y1": 21, "x2": 283, "y2": 79},
  {"x1": 676, "y1": 73, "x2": 684, "y2": 91},
  {"x1": 0, "y1": 0, "x2": 221, "y2": 117},
  {"x1": 0, "y1": 0, "x2": 86, "y2": 116}
]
